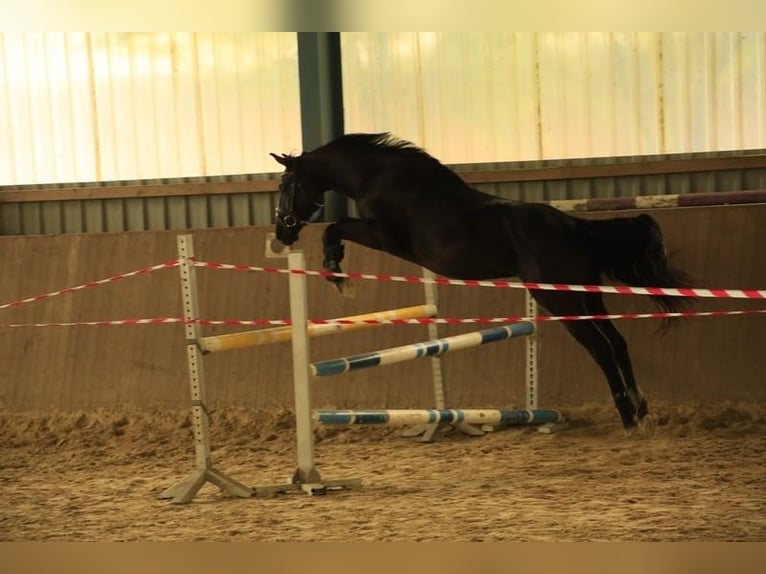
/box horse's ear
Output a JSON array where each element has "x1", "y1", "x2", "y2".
[{"x1": 270, "y1": 152, "x2": 293, "y2": 167}]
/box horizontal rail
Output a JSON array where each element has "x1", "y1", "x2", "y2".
[
  {"x1": 0, "y1": 179, "x2": 279, "y2": 203},
  {"x1": 199, "y1": 304, "x2": 437, "y2": 352},
  {"x1": 3, "y1": 154, "x2": 764, "y2": 204},
  {"x1": 311, "y1": 322, "x2": 535, "y2": 378},
  {"x1": 549, "y1": 189, "x2": 766, "y2": 213},
  {"x1": 460, "y1": 154, "x2": 766, "y2": 184},
  {"x1": 314, "y1": 408, "x2": 563, "y2": 426}
]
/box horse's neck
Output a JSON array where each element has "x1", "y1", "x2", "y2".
[{"x1": 307, "y1": 152, "x2": 364, "y2": 199}]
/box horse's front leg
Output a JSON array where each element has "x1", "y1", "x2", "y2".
[
  {"x1": 322, "y1": 226, "x2": 348, "y2": 294},
  {"x1": 322, "y1": 217, "x2": 383, "y2": 296}
]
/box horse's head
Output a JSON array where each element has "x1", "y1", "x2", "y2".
[{"x1": 270, "y1": 152, "x2": 326, "y2": 246}]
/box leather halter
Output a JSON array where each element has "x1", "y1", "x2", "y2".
[{"x1": 275, "y1": 174, "x2": 324, "y2": 228}]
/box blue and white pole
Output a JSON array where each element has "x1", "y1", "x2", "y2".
[
  {"x1": 310, "y1": 322, "x2": 535, "y2": 378},
  {"x1": 315, "y1": 408, "x2": 562, "y2": 426}
]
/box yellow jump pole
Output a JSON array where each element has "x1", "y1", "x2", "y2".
[{"x1": 199, "y1": 304, "x2": 438, "y2": 353}]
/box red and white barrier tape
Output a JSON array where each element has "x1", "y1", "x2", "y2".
[
  {"x1": 0, "y1": 318, "x2": 185, "y2": 328},
  {"x1": 1, "y1": 255, "x2": 763, "y2": 328},
  {"x1": 192, "y1": 259, "x2": 766, "y2": 300},
  {"x1": 3, "y1": 308, "x2": 765, "y2": 328},
  {"x1": 0, "y1": 260, "x2": 180, "y2": 311}
]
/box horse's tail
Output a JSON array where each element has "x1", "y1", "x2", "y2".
[{"x1": 581, "y1": 213, "x2": 695, "y2": 331}]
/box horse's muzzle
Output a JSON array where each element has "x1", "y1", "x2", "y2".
[{"x1": 275, "y1": 220, "x2": 300, "y2": 246}]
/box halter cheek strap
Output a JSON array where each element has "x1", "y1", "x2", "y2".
[{"x1": 276, "y1": 174, "x2": 325, "y2": 227}]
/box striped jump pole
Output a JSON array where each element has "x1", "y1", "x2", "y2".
[
  {"x1": 315, "y1": 408, "x2": 563, "y2": 427},
  {"x1": 311, "y1": 322, "x2": 535, "y2": 378},
  {"x1": 200, "y1": 304, "x2": 437, "y2": 353}
]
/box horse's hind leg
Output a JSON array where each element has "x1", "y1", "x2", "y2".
[
  {"x1": 563, "y1": 319, "x2": 640, "y2": 429},
  {"x1": 531, "y1": 291, "x2": 639, "y2": 429},
  {"x1": 582, "y1": 297, "x2": 648, "y2": 421}
]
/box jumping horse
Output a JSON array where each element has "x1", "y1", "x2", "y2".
[{"x1": 271, "y1": 133, "x2": 693, "y2": 430}]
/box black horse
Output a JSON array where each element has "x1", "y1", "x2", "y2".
[{"x1": 271, "y1": 133, "x2": 692, "y2": 430}]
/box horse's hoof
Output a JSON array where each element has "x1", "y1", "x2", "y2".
[
  {"x1": 615, "y1": 397, "x2": 638, "y2": 432},
  {"x1": 621, "y1": 419, "x2": 638, "y2": 436},
  {"x1": 636, "y1": 399, "x2": 649, "y2": 421},
  {"x1": 635, "y1": 413, "x2": 658, "y2": 437}
]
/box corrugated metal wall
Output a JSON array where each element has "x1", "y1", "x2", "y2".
[
  {"x1": 456, "y1": 152, "x2": 766, "y2": 204},
  {"x1": 341, "y1": 32, "x2": 766, "y2": 163},
  {"x1": 0, "y1": 32, "x2": 301, "y2": 186},
  {"x1": 4, "y1": 32, "x2": 763, "y2": 187},
  {"x1": 3, "y1": 150, "x2": 764, "y2": 235},
  {"x1": 2, "y1": 33, "x2": 765, "y2": 235},
  {"x1": 3, "y1": 151, "x2": 765, "y2": 235},
  {"x1": 0, "y1": 174, "x2": 279, "y2": 235}
]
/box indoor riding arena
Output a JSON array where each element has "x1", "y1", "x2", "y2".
[{"x1": 1, "y1": 32, "x2": 765, "y2": 542}]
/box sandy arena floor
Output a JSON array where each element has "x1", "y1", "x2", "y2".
[{"x1": 1, "y1": 402, "x2": 764, "y2": 541}]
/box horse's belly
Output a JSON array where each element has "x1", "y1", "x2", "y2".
[{"x1": 413, "y1": 235, "x2": 519, "y2": 280}]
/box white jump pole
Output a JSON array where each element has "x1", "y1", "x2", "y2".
[
  {"x1": 159, "y1": 234, "x2": 253, "y2": 504},
  {"x1": 199, "y1": 304, "x2": 437, "y2": 353}
]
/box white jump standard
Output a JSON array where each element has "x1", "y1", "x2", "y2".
[
  {"x1": 160, "y1": 234, "x2": 254, "y2": 504},
  {"x1": 311, "y1": 322, "x2": 535, "y2": 377},
  {"x1": 166, "y1": 234, "x2": 561, "y2": 503}
]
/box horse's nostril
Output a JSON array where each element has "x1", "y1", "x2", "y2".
[{"x1": 276, "y1": 227, "x2": 295, "y2": 246}]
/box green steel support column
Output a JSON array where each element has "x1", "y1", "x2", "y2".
[{"x1": 297, "y1": 32, "x2": 347, "y2": 222}]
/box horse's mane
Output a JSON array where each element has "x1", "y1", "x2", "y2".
[
  {"x1": 310, "y1": 132, "x2": 468, "y2": 188},
  {"x1": 318, "y1": 132, "x2": 436, "y2": 162}
]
